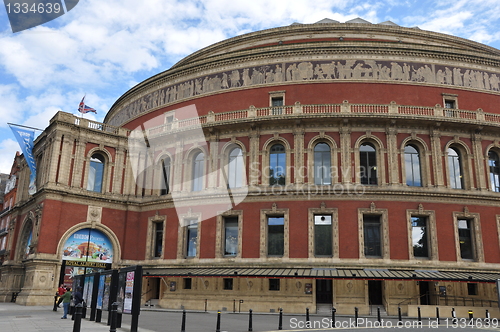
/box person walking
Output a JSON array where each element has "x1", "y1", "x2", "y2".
[
  {"x1": 71, "y1": 287, "x2": 83, "y2": 320},
  {"x1": 56, "y1": 284, "x2": 66, "y2": 308},
  {"x1": 60, "y1": 287, "x2": 72, "y2": 319}
]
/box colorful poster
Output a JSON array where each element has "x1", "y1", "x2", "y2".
[
  {"x1": 97, "y1": 275, "x2": 105, "y2": 310},
  {"x1": 123, "y1": 271, "x2": 134, "y2": 314},
  {"x1": 116, "y1": 272, "x2": 125, "y2": 314},
  {"x1": 62, "y1": 228, "x2": 113, "y2": 263},
  {"x1": 83, "y1": 276, "x2": 93, "y2": 307},
  {"x1": 102, "y1": 274, "x2": 112, "y2": 311}
]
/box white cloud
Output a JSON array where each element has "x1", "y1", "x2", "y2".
[
  {"x1": 0, "y1": 139, "x2": 19, "y2": 176},
  {"x1": 0, "y1": 84, "x2": 26, "y2": 126}
]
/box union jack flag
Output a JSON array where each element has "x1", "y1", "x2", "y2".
[{"x1": 78, "y1": 96, "x2": 97, "y2": 114}]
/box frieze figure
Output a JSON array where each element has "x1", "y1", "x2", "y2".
[{"x1": 110, "y1": 58, "x2": 500, "y2": 126}]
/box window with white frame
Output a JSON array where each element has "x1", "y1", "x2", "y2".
[
  {"x1": 314, "y1": 143, "x2": 331, "y2": 185},
  {"x1": 192, "y1": 152, "x2": 204, "y2": 192},
  {"x1": 87, "y1": 153, "x2": 105, "y2": 192},
  {"x1": 405, "y1": 145, "x2": 422, "y2": 187}
]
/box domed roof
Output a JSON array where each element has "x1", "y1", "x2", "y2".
[{"x1": 105, "y1": 19, "x2": 500, "y2": 126}]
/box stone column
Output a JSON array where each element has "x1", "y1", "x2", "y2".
[
  {"x1": 340, "y1": 125, "x2": 352, "y2": 184},
  {"x1": 56, "y1": 134, "x2": 73, "y2": 185},
  {"x1": 47, "y1": 134, "x2": 62, "y2": 183},
  {"x1": 385, "y1": 126, "x2": 400, "y2": 185},
  {"x1": 208, "y1": 134, "x2": 220, "y2": 189},
  {"x1": 430, "y1": 128, "x2": 444, "y2": 187},
  {"x1": 71, "y1": 139, "x2": 87, "y2": 188},
  {"x1": 293, "y1": 127, "x2": 305, "y2": 184},
  {"x1": 472, "y1": 132, "x2": 486, "y2": 190},
  {"x1": 249, "y1": 129, "x2": 260, "y2": 186},
  {"x1": 172, "y1": 139, "x2": 184, "y2": 192}
]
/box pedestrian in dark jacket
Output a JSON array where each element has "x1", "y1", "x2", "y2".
[{"x1": 73, "y1": 287, "x2": 83, "y2": 306}]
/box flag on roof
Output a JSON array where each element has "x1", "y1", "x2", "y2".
[{"x1": 78, "y1": 96, "x2": 97, "y2": 114}]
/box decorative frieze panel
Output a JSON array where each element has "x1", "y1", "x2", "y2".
[{"x1": 109, "y1": 59, "x2": 500, "y2": 127}]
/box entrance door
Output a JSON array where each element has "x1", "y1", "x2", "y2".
[
  {"x1": 152, "y1": 278, "x2": 160, "y2": 299},
  {"x1": 368, "y1": 280, "x2": 383, "y2": 305},
  {"x1": 315, "y1": 280, "x2": 333, "y2": 304},
  {"x1": 419, "y1": 281, "x2": 431, "y2": 305}
]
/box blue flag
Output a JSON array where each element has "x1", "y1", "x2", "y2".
[{"x1": 9, "y1": 124, "x2": 37, "y2": 195}]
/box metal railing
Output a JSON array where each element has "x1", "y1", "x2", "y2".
[
  {"x1": 398, "y1": 292, "x2": 498, "y2": 308},
  {"x1": 55, "y1": 102, "x2": 500, "y2": 138},
  {"x1": 439, "y1": 295, "x2": 498, "y2": 308}
]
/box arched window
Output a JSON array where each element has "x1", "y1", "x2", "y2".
[
  {"x1": 228, "y1": 147, "x2": 244, "y2": 189},
  {"x1": 269, "y1": 144, "x2": 286, "y2": 185},
  {"x1": 192, "y1": 152, "x2": 204, "y2": 192},
  {"x1": 489, "y1": 150, "x2": 500, "y2": 192},
  {"x1": 160, "y1": 156, "x2": 171, "y2": 195},
  {"x1": 360, "y1": 143, "x2": 377, "y2": 185},
  {"x1": 314, "y1": 143, "x2": 331, "y2": 185},
  {"x1": 87, "y1": 153, "x2": 105, "y2": 192},
  {"x1": 404, "y1": 145, "x2": 422, "y2": 187},
  {"x1": 448, "y1": 147, "x2": 463, "y2": 189}
]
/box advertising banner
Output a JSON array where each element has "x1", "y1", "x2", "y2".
[{"x1": 62, "y1": 228, "x2": 113, "y2": 263}]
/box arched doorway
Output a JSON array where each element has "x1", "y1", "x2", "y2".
[{"x1": 59, "y1": 228, "x2": 114, "y2": 287}]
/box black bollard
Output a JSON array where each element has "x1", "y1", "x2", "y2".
[
  {"x1": 354, "y1": 307, "x2": 358, "y2": 327},
  {"x1": 109, "y1": 302, "x2": 118, "y2": 332},
  {"x1": 398, "y1": 306, "x2": 402, "y2": 326},
  {"x1": 248, "y1": 309, "x2": 253, "y2": 332},
  {"x1": 181, "y1": 310, "x2": 186, "y2": 332},
  {"x1": 468, "y1": 310, "x2": 473, "y2": 324},
  {"x1": 306, "y1": 307, "x2": 310, "y2": 323},
  {"x1": 278, "y1": 308, "x2": 283, "y2": 330},
  {"x1": 486, "y1": 309, "x2": 490, "y2": 321},
  {"x1": 82, "y1": 301, "x2": 87, "y2": 319},
  {"x1": 53, "y1": 294, "x2": 58, "y2": 312},
  {"x1": 72, "y1": 303, "x2": 83, "y2": 332},
  {"x1": 216, "y1": 310, "x2": 221, "y2": 332},
  {"x1": 436, "y1": 307, "x2": 440, "y2": 325},
  {"x1": 451, "y1": 307, "x2": 457, "y2": 324},
  {"x1": 417, "y1": 306, "x2": 421, "y2": 322},
  {"x1": 377, "y1": 307, "x2": 381, "y2": 323},
  {"x1": 331, "y1": 306, "x2": 336, "y2": 328}
]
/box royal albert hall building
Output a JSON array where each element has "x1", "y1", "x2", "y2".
[{"x1": 2, "y1": 18, "x2": 500, "y2": 316}]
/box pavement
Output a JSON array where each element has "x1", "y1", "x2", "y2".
[{"x1": 0, "y1": 302, "x2": 496, "y2": 332}]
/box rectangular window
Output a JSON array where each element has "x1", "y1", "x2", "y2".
[
  {"x1": 411, "y1": 217, "x2": 429, "y2": 258},
  {"x1": 223, "y1": 278, "x2": 233, "y2": 290},
  {"x1": 444, "y1": 99, "x2": 456, "y2": 109},
  {"x1": 186, "y1": 222, "x2": 198, "y2": 258},
  {"x1": 271, "y1": 97, "x2": 283, "y2": 115},
  {"x1": 363, "y1": 215, "x2": 381, "y2": 257},
  {"x1": 467, "y1": 283, "x2": 477, "y2": 295},
  {"x1": 224, "y1": 217, "x2": 238, "y2": 256},
  {"x1": 314, "y1": 215, "x2": 332, "y2": 256},
  {"x1": 154, "y1": 221, "x2": 164, "y2": 258},
  {"x1": 183, "y1": 278, "x2": 192, "y2": 289},
  {"x1": 458, "y1": 219, "x2": 473, "y2": 259},
  {"x1": 269, "y1": 279, "x2": 280, "y2": 291},
  {"x1": 268, "y1": 216, "x2": 284, "y2": 256}
]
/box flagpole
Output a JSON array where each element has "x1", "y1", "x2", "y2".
[{"x1": 7, "y1": 123, "x2": 44, "y2": 132}]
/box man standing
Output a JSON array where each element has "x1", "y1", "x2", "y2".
[{"x1": 60, "y1": 287, "x2": 72, "y2": 319}]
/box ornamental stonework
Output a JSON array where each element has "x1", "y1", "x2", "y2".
[{"x1": 108, "y1": 59, "x2": 500, "y2": 127}]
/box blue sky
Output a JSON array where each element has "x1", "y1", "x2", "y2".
[{"x1": 1, "y1": 0, "x2": 500, "y2": 173}]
